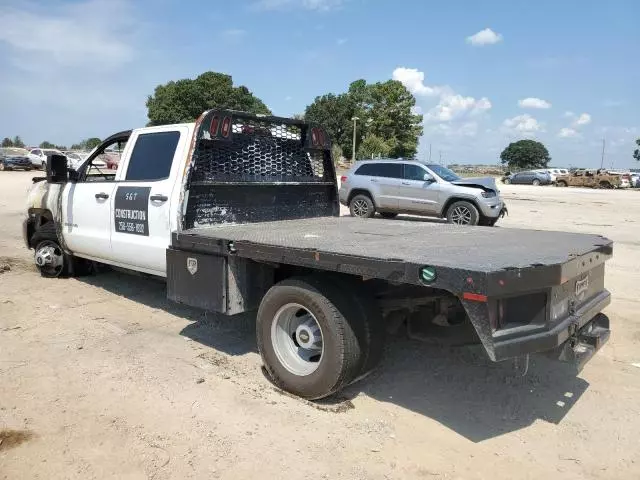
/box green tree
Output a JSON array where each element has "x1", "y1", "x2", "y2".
[
  {"x1": 40, "y1": 141, "x2": 55, "y2": 148},
  {"x1": 146, "y1": 71, "x2": 271, "y2": 126},
  {"x1": 70, "y1": 143, "x2": 82, "y2": 150},
  {"x1": 304, "y1": 78, "x2": 423, "y2": 160},
  {"x1": 12, "y1": 136, "x2": 25, "y2": 148},
  {"x1": 633, "y1": 138, "x2": 640, "y2": 162},
  {"x1": 500, "y1": 139, "x2": 551, "y2": 169},
  {"x1": 357, "y1": 134, "x2": 393, "y2": 159},
  {"x1": 84, "y1": 138, "x2": 102, "y2": 150},
  {"x1": 331, "y1": 143, "x2": 343, "y2": 165},
  {"x1": 1, "y1": 137, "x2": 13, "y2": 147},
  {"x1": 304, "y1": 93, "x2": 356, "y2": 159}
]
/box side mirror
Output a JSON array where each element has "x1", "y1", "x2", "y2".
[
  {"x1": 423, "y1": 173, "x2": 435, "y2": 183},
  {"x1": 46, "y1": 154, "x2": 68, "y2": 183}
]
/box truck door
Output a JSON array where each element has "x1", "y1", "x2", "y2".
[
  {"x1": 397, "y1": 163, "x2": 440, "y2": 213},
  {"x1": 61, "y1": 169, "x2": 116, "y2": 260},
  {"x1": 109, "y1": 127, "x2": 189, "y2": 276}
]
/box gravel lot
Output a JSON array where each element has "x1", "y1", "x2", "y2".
[{"x1": 1, "y1": 171, "x2": 639, "y2": 480}]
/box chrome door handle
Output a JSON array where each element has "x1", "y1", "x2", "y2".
[
  {"x1": 401, "y1": 182, "x2": 411, "y2": 185},
  {"x1": 370, "y1": 179, "x2": 378, "y2": 183},
  {"x1": 95, "y1": 192, "x2": 109, "y2": 199},
  {"x1": 150, "y1": 194, "x2": 168, "y2": 202}
]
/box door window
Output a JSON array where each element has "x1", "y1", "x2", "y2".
[
  {"x1": 125, "y1": 131, "x2": 180, "y2": 181},
  {"x1": 354, "y1": 162, "x2": 402, "y2": 179},
  {"x1": 403, "y1": 164, "x2": 428, "y2": 181}
]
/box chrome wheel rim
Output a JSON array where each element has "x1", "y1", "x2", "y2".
[
  {"x1": 451, "y1": 206, "x2": 472, "y2": 225},
  {"x1": 352, "y1": 199, "x2": 369, "y2": 217},
  {"x1": 271, "y1": 303, "x2": 324, "y2": 376},
  {"x1": 35, "y1": 241, "x2": 64, "y2": 277}
]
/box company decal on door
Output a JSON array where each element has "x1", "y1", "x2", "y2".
[{"x1": 114, "y1": 186, "x2": 151, "y2": 236}]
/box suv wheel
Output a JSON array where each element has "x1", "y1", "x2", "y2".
[
  {"x1": 532, "y1": 178, "x2": 541, "y2": 186},
  {"x1": 445, "y1": 201, "x2": 479, "y2": 226},
  {"x1": 349, "y1": 194, "x2": 375, "y2": 219}
]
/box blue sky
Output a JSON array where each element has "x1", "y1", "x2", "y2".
[{"x1": 0, "y1": 0, "x2": 638, "y2": 168}]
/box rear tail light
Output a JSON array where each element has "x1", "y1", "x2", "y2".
[{"x1": 340, "y1": 176, "x2": 347, "y2": 183}]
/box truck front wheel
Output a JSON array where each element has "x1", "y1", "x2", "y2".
[{"x1": 257, "y1": 277, "x2": 372, "y2": 399}]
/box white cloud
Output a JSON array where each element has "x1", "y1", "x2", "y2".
[
  {"x1": 392, "y1": 67, "x2": 442, "y2": 97},
  {"x1": 220, "y1": 28, "x2": 247, "y2": 38},
  {"x1": 503, "y1": 114, "x2": 543, "y2": 133},
  {"x1": 518, "y1": 97, "x2": 552, "y2": 109},
  {"x1": 285, "y1": 96, "x2": 293, "y2": 101},
  {"x1": 558, "y1": 127, "x2": 579, "y2": 138},
  {"x1": 564, "y1": 111, "x2": 574, "y2": 117},
  {"x1": 336, "y1": 38, "x2": 348, "y2": 45},
  {"x1": 426, "y1": 94, "x2": 491, "y2": 122},
  {"x1": 251, "y1": 0, "x2": 345, "y2": 11},
  {"x1": 466, "y1": 28, "x2": 503, "y2": 46},
  {"x1": 0, "y1": 0, "x2": 136, "y2": 69},
  {"x1": 393, "y1": 67, "x2": 491, "y2": 123},
  {"x1": 574, "y1": 113, "x2": 591, "y2": 126}
]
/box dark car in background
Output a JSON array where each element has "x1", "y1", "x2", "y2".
[
  {"x1": 502, "y1": 170, "x2": 552, "y2": 186},
  {"x1": 0, "y1": 147, "x2": 33, "y2": 171}
]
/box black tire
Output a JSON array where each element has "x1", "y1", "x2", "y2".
[
  {"x1": 503, "y1": 178, "x2": 511, "y2": 185},
  {"x1": 379, "y1": 212, "x2": 398, "y2": 219},
  {"x1": 31, "y1": 223, "x2": 70, "y2": 278},
  {"x1": 30, "y1": 222, "x2": 91, "y2": 277},
  {"x1": 349, "y1": 194, "x2": 375, "y2": 219},
  {"x1": 257, "y1": 276, "x2": 370, "y2": 399},
  {"x1": 0, "y1": 163, "x2": 5, "y2": 171},
  {"x1": 41, "y1": 161, "x2": 46, "y2": 170},
  {"x1": 556, "y1": 181, "x2": 567, "y2": 187},
  {"x1": 327, "y1": 275, "x2": 385, "y2": 379},
  {"x1": 599, "y1": 181, "x2": 612, "y2": 189},
  {"x1": 445, "y1": 201, "x2": 480, "y2": 226},
  {"x1": 25, "y1": 167, "x2": 31, "y2": 171},
  {"x1": 532, "y1": 179, "x2": 541, "y2": 186}
]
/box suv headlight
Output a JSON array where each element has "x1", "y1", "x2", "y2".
[{"x1": 481, "y1": 191, "x2": 496, "y2": 198}]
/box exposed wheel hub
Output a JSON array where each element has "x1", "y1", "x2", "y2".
[
  {"x1": 295, "y1": 318, "x2": 322, "y2": 350},
  {"x1": 34, "y1": 241, "x2": 64, "y2": 276},
  {"x1": 271, "y1": 303, "x2": 325, "y2": 376}
]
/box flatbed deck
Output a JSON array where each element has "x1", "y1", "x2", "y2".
[{"x1": 173, "y1": 217, "x2": 612, "y2": 293}]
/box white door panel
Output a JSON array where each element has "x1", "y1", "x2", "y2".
[
  {"x1": 62, "y1": 182, "x2": 115, "y2": 258},
  {"x1": 108, "y1": 127, "x2": 188, "y2": 275}
]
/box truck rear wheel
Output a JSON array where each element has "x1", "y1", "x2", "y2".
[
  {"x1": 556, "y1": 180, "x2": 567, "y2": 187},
  {"x1": 257, "y1": 276, "x2": 374, "y2": 399}
]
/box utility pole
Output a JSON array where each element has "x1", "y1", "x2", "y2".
[
  {"x1": 351, "y1": 116, "x2": 359, "y2": 162},
  {"x1": 600, "y1": 138, "x2": 606, "y2": 169},
  {"x1": 428, "y1": 143, "x2": 432, "y2": 162},
  {"x1": 439, "y1": 150, "x2": 442, "y2": 166}
]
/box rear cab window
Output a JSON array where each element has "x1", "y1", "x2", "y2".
[
  {"x1": 125, "y1": 131, "x2": 181, "y2": 181},
  {"x1": 354, "y1": 162, "x2": 402, "y2": 178}
]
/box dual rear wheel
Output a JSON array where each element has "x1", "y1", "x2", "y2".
[{"x1": 257, "y1": 276, "x2": 384, "y2": 399}]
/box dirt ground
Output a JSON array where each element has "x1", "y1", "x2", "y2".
[{"x1": 1, "y1": 171, "x2": 639, "y2": 480}]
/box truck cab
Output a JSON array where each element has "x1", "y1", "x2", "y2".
[{"x1": 27, "y1": 124, "x2": 193, "y2": 276}]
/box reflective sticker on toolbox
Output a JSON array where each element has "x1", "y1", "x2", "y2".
[{"x1": 114, "y1": 186, "x2": 151, "y2": 236}]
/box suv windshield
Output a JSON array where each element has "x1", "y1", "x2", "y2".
[
  {"x1": 424, "y1": 164, "x2": 460, "y2": 182},
  {"x1": 0, "y1": 148, "x2": 29, "y2": 156}
]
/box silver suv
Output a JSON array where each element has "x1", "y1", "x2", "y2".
[{"x1": 338, "y1": 160, "x2": 507, "y2": 226}]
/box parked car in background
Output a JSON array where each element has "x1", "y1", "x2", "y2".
[
  {"x1": 339, "y1": 159, "x2": 507, "y2": 226},
  {"x1": 631, "y1": 173, "x2": 640, "y2": 188},
  {"x1": 555, "y1": 169, "x2": 623, "y2": 189},
  {"x1": 28, "y1": 148, "x2": 64, "y2": 169},
  {"x1": 0, "y1": 147, "x2": 33, "y2": 171},
  {"x1": 503, "y1": 171, "x2": 552, "y2": 186},
  {"x1": 62, "y1": 151, "x2": 90, "y2": 169}
]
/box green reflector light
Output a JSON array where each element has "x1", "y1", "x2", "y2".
[{"x1": 420, "y1": 266, "x2": 437, "y2": 283}]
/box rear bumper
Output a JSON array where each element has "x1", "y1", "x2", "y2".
[{"x1": 492, "y1": 289, "x2": 611, "y2": 362}]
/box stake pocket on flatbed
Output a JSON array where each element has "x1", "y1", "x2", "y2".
[{"x1": 24, "y1": 109, "x2": 613, "y2": 399}]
